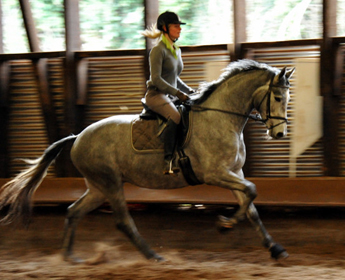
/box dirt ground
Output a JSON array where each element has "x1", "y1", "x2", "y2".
[{"x1": 1, "y1": 204, "x2": 345, "y2": 280}]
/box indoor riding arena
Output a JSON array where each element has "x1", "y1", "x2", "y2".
[{"x1": 1, "y1": 0, "x2": 345, "y2": 279}]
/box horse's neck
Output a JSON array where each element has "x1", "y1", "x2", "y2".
[{"x1": 198, "y1": 72, "x2": 269, "y2": 132}]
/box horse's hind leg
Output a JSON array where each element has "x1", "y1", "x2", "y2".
[
  {"x1": 62, "y1": 180, "x2": 106, "y2": 263},
  {"x1": 106, "y1": 187, "x2": 164, "y2": 262}
]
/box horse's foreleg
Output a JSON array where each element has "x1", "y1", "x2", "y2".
[
  {"x1": 227, "y1": 190, "x2": 288, "y2": 260},
  {"x1": 62, "y1": 185, "x2": 106, "y2": 263},
  {"x1": 107, "y1": 188, "x2": 164, "y2": 262},
  {"x1": 215, "y1": 176, "x2": 257, "y2": 226},
  {"x1": 247, "y1": 203, "x2": 288, "y2": 259}
]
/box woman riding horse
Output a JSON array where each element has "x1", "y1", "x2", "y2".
[
  {"x1": 142, "y1": 11, "x2": 194, "y2": 175},
  {"x1": 0, "y1": 59, "x2": 295, "y2": 263}
]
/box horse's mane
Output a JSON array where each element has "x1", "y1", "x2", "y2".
[{"x1": 192, "y1": 59, "x2": 277, "y2": 105}]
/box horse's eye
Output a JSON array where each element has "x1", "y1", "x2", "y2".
[{"x1": 275, "y1": 97, "x2": 281, "y2": 102}]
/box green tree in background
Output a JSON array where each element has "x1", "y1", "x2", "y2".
[
  {"x1": 159, "y1": 0, "x2": 232, "y2": 45},
  {"x1": 246, "y1": 0, "x2": 322, "y2": 41},
  {"x1": 3, "y1": 0, "x2": 345, "y2": 53},
  {"x1": 31, "y1": 0, "x2": 65, "y2": 50},
  {"x1": 80, "y1": 0, "x2": 144, "y2": 50}
]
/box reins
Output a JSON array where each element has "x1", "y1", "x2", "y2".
[
  {"x1": 190, "y1": 75, "x2": 290, "y2": 130},
  {"x1": 190, "y1": 104, "x2": 263, "y2": 122}
]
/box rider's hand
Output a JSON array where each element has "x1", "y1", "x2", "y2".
[{"x1": 176, "y1": 90, "x2": 190, "y2": 102}]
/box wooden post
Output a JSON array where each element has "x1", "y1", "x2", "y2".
[
  {"x1": 61, "y1": 0, "x2": 82, "y2": 176},
  {"x1": 144, "y1": 0, "x2": 159, "y2": 81},
  {"x1": 0, "y1": 0, "x2": 3, "y2": 53},
  {"x1": 232, "y1": 0, "x2": 253, "y2": 177},
  {"x1": 232, "y1": 0, "x2": 246, "y2": 61},
  {"x1": 64, "y1": 0, "x2": 81, "y2": 135},
  {"x1": 321, "y1": 0, "x2": 339, "y2": 176},
  {"x1": 19, "y1": 0, "x2": 60, "y2": 142},
  {"x1": 33, "y1": 58, "x2": 60, "y2": 143},
  {"x1": 0, "y1": 61, "x2": 10, "y2": 177},
  {"x1": 0, "y1": 0, "x2": 9, "y2": 177},
  {"x1": 19, "y1": 0, "x2": 40, "y2": 52}
]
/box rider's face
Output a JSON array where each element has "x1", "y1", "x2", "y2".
[{"x1": 167, "y1": 24, "x2": 181, "y2": 41}]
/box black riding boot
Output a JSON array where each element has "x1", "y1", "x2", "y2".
[{"x1": 163, "y1": 119, "x2": 180, "y2": 175}]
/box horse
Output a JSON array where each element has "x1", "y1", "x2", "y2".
[{"x1": 0, "y1": 59, "x2": 295, "y2": 263}]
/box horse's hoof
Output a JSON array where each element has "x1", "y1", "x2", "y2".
[
  {"x1": 269, "y1": 243, "x2": 289, "y2": 260},
  {"x1": 216, "y1": 215, "x2": 236, "y2": 234},
  {"x1": 64, "y1": 254, "x2": 85, "y2": 264},
  {"x1": 150, "y1": 254, "x2": 165, "y2": 262}
]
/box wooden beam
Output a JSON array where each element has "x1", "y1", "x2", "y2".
[
  {"x1": 76, "y1": 59, "x2": 88, "y2": 106},
  {"x1": 1, "y1": 177, "x2": 345, "y2": 207},
  {"x1": 74, "y1": 58, "x2": 89, "y2": 134},
  {"x1": 0, "y1": 62, "x2": 10, "y2": 105},
  {"x1": 144, "y1": 0, "x2": 159, "y2": 51},
  {"x1": 74, "y1": 45, "x2": 229, "y2": 60},
  {"x1": 0, "y1": 61, "x2": 10, "y2": 177},
  {"x1": 19, "y1": 0, "x2": 40, "y2": 52},
  {"x1": 63, "y1": 0, "x2": 81, "y2": 135},
  {"x1": 0, "y1": 52, "x2": 66, "y2": 61},
  {"x1": 333, "y1": 45, "x2": 344, "y2": 97},
  {"x1": 144, "y1": 0, "x2": 159, "y2": 81},
  {"x1": 19, "y1": 1, "x2": 61, "y2": 152},
  {"x1": 61, "y1": 0, "x2": 82, "y2": 176},
  {"x1": 332, "y1": 37, "x2": 345, "y2": 44},
  {"x1": 0, "y1": 0, "x2": 3, "y2": 53},
  {"x1": 33, "y1": 59, "x2": 60, "y2": 143},
  {"x1": 242, "y1": 39, "x2": 321, "y2": 50},
  {"x1": 75, "y1": 49, "x2": 146, "y2": 59},
  {"x1": 232, "y1": 0, "x2": 247, "y2": 61},
  {"x1": 64, "y1": 0, "x2": 81, "y2": 52},
  {"x1": 232, "y1": 0, "x2": 253, "y2": 176},
  {"x1": 321, "y1": 0, "x2": 339, "y2": 176}
]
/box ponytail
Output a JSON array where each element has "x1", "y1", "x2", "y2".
[{"x1": 142, "y1": 24, "x2": 162, "y2": 39}]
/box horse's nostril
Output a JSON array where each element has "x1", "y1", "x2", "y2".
[{"x1": 276, "y1": 132, "x2": 284, "y2": 138}]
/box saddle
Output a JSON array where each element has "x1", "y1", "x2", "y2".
[
  {"x1": 131, "y1": 101, "x2": 200, "y2": 185},
  {"x1": 132, "y1": 97, "x2": 190, "y2": 148}
]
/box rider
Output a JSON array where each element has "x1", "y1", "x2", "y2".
[{"x1": 142, "y1": 11, "x2": 194, "y2": 175}]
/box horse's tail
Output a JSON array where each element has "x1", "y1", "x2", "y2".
[{"x1": 0, "y1": 134, "x2": 77, "y2": 225}]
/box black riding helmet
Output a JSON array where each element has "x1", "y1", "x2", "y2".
[{"x1": 157, "y1": 11, "x2": 186, "y2": 40}]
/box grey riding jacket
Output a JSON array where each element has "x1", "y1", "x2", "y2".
[{"x1": 146, "y1": 40, "x2": 192, "y2": 96}]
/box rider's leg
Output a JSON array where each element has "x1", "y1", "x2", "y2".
[
  {"x1": 144, "y1": 90, "x2": 181, "y2": 174},
  {"x1": 144, "y1": 90, "x2": 181, "y2": 123},
  {"x1": 162, "y1": 118, "x2": 180, "y2": 174}
]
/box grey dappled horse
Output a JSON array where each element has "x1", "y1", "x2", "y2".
[{"x1": 0, "y1": 59, "x2": 294, "y2": 262}]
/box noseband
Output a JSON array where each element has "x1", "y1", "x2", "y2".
[{"x1": 191, "y1": 75, "x2": 290, "y2": 130}]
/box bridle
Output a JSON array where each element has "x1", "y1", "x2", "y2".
[
  {"x1": 255, "y1": 76, "x2": 290, "y2": 129},
  {"x1": 190, "y1": 75, "x2": 290, "y2": 130}
]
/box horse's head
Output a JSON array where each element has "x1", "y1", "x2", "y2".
[{"x1": 255, "y1": 66, "x2": 295, "y2": 139}]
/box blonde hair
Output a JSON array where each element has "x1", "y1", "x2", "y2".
[{"x1": 142, "y1": 24, "x2": 163, "y2": 39}]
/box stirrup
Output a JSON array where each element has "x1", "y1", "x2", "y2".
[{"x1": 163, "y1": 159, "x2": 180, "y2": 175}]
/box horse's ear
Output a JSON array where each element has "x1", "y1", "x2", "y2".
[
  {"x1": 278, "y1": 67, "x2": 287, "y2": 80},
  {"x1": 285, "y1": 67, "x2": 295, "y2": 80}
]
